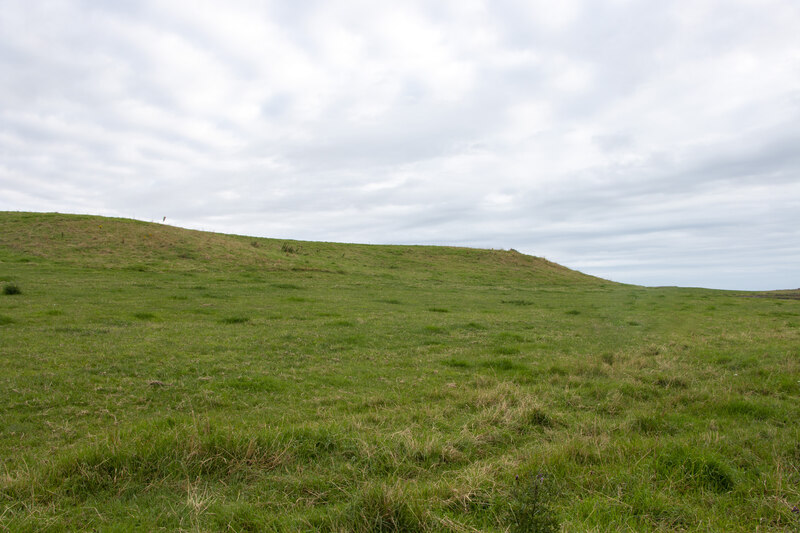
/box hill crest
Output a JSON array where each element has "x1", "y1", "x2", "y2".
[{"x1": 0, "y1": 211, "x2": 603, "y2": 285}]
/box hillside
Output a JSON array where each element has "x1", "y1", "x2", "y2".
[
  {"x1": 0, "y1": 211, "x2": 600, "y2": 284},
  {"x1": 1, "y1": 212, "x2": 798, "y2": 531}
]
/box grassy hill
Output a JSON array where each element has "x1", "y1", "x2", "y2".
[
  {"x1": 1, "y1": 212, "x2": 798, "y2": 531},
  {"x1": 0, "y1": 211, "x2": 597, "y2": 282}
]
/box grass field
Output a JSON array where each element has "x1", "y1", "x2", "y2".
[{"x1": 1, "y1": 212, "x2": 798, "y2": 531}]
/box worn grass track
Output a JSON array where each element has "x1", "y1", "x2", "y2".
[{"x1": 1, "y1": 212, "x2": 798, "y2": 531}]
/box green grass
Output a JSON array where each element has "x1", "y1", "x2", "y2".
[
  {"x1": 1, "y1": 211, "x2": 799, "y2": 531},
  {"x1": 2, "y1": 283, "x2": 22, "y2": 295}
]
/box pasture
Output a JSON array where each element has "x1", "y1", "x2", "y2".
[{"x1": 1, "y1": 212, "x2": 798, "y2": 531}]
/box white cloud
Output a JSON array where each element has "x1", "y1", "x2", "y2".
[{"x1": 1, "y1": 0, "x2": 799, "y2": 289}]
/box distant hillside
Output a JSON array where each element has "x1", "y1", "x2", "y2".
[{"x1": 0, "y1": 211, "x2": 605, "y2": 286}]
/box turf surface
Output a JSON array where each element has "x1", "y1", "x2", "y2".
[{"x1": 1, "y1": 212, "x2": 798, "y2": 531}]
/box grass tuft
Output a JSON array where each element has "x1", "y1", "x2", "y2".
[
  {"x1": 281, "y1": 242, "x2": 299, "y2": 254},
  {"x1": 442, "y1": 358, "x2": 471, "y2": 368},
  {"x1": 483, "y1": 358, "x2": 521, "y2": 371},
  {"x1": 5, "y1": 423, "x2": 293, "y2": 503},
  {"x1": 3, "y1": 283, "x2": 22, "y2": 295},
  {"x1": 341, "y1": 482, "x2": 426, "y2": 533},
  {"x1": 503, "y1": 299, "x2": 534, "y2": 306},
  {"x1": 654, "y1": 446, "x2": 737, "y2": 493},
  {"x1": 494, "y1": 346, "x2": 521, "y2": 355},
  {"x1": 221, "y1": 316, "x2": 250, "y2": 324},
  {"x1": 629, "y1": 415, "x2": 673, "y2": 435},
  {"x1": 521, "y1": 408, "x2": 553, "y2": 429},
  {"x1": 506, "y1": 472, "x2": 560, "y2": 533}
]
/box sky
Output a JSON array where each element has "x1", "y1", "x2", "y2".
[{"x1": 1, "y1": 0, "x2": 799, "y2": 290}]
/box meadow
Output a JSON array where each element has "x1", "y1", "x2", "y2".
[{"x1": 1, "y1": 212, "x2": 798, "y2": 531}]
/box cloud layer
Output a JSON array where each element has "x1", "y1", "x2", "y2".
[{"x1": 2, "y1": 0, "x2": 799, "y2": 289}]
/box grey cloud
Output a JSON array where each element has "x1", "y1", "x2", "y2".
[{"x1": 1, "y1": 0, "x2": 799, "y2": 290}]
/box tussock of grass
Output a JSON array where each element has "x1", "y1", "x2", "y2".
[
  {"x1": 442, "y1": 358, "x2": 470, "y2": 369},
  {"x1": 4, "y1": 424, "x2": 290, "y2": 503},
  {"x1": 653, "y1": 445, "x2": 738, "y2": 493},
  {"x1": 713, "y1": 398, "x2": 778, "y2": 420},
  {"x1": 493, "y1": 346, "x2": 521, "y2": 356},
  {"x1": 502, "y1": 299, "x2": 534, "y2": 306},
  {"x1": 221, "y1": 374, "x2": 280, "y2": 392},
  {"x1": 3, "y1": 283, "x2": 22, "y2": 295},
  {"x1": 506, "y1": 472, "x2": 560, "y2": 533},
  {"x1": 338, "y1": 481, "x2": 427, "y2": 532},
  {"x1": 628, "y1": 414, "x2": 675, "y2": 435},
  {"x1": 220, "y1": 316, "x2": 249, "y2": 324}
]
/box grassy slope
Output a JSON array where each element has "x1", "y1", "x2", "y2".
[{"x1": 1, "y1": 212, "x2": 798, "y2": 532}]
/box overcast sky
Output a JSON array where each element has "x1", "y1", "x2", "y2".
[{"x1": 1, "y1": 0, "x2": 799, "y2": 290}]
